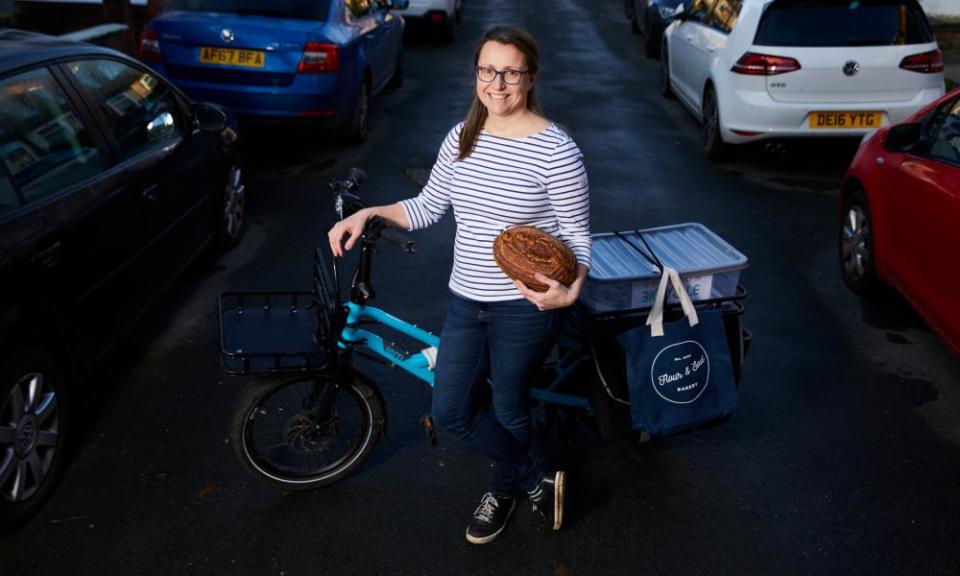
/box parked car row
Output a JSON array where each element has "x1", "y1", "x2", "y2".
[
  {"x1": 0, "y1": 28, "x2": 245, "y2": 531},
  {"x1": 628, "y1": 0, "x2": 958, "y2": 355}
]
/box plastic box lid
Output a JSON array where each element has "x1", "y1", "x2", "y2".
[{"x1": 589, "y1": 223, "x2": 748, "y2": 283}]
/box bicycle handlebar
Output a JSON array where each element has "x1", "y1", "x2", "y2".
[{"x1": 381, "y1": 226, "x2": 417, "y2": 254}]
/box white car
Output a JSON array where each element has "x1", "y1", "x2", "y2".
[
  {"x1": 660, "y1": 0, "x2": 945, "y2": 159},
  {"x1": 398, "y1": 0, "x2": 463, "y2": 42}
]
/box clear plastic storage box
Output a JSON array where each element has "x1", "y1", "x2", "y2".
[{"x1": 579, "y1": 223, "x2": 748, "y2": 313}]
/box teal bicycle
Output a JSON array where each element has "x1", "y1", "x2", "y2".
[{"x1": 219, "y1": 170, "x2": 749, "y2": 489}]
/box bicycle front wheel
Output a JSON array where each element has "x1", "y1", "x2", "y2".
[{"x1": 231, "y1": 372, "x2": 384, "y2": 490}]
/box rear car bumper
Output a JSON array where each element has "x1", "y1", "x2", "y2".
[
  {"x1": 717, "y1": 80, "x2": 944, "y2": 144},
  {"x1": 149, "y1": 63, "x2": 351, "y2": 123}
]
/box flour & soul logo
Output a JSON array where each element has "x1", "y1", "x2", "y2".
[{"x1": 650, "y1": 340, "x2": 710, "y2": 404}]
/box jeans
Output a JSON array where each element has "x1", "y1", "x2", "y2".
[{"x1": 432, "y1": 292, "x2": 566, "y2": 498}]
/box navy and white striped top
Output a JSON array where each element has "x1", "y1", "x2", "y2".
[{"x1": 400, "y1": 122, "x2": 591, "y2": 302}]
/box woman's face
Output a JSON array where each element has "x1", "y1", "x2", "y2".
[{"x1": 476, "y1": 41, "x2": 534, "y2": 120}]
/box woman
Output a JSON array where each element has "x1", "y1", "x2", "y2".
[{"x1": 328, "y1": 26, "x2": 591, "y2": 545}]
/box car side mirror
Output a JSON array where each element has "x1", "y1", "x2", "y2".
[
  {"x1": 884, "y1": 122, "x2": 922, "y2": 153},
  {"x1": 386, "y1": 0, "x2": 409, "y2": 9},
  {"x1": 194, "y1": 102, "x2": 228, "y2": 132}
]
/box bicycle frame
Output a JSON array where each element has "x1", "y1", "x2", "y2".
[{"x1": 337, "y1": 298, "x2": 591, "y2": 409}]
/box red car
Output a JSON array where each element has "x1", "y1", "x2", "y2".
[{"x1": 839, "y1": 87, "x2": 960, "y2": 356}]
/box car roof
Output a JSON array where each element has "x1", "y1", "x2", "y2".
[{"x1": 0, "y1": 28, "x2": 127, "y2": 74}]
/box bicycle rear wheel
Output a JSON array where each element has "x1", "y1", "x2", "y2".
[{"x1": 231, "y1": 371, "x2": 384, "y2": 489}]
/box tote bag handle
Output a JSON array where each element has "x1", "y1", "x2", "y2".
[{"x1": 645, "y1": 266, "x2": 699, "y2": 337}]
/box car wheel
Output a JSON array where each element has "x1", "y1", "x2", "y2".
[
  {"x1": 839, "y1": 187, "x2": 880, "y2": 295},
  {"x1": 389, "y1": 46, "x2": 404, "y2": 89},
  {"x1": 0, "y1": 348, "x2": 68, "y2": 532},
  {"x1": 217, "y1": 160, "x2": 246, "y2": 250},
  {"x1": 630, "y1": 7, "x2": 641, "y2": 34},
  {"x1": 659, "y1": 43, "x2": 674, "y2": 99},
  {"x1": 347, "y1": 81, "x2": 370, "y2": 144},
  {"x1": 702, "y1": 86, "x2": 728, "y2": 160},
  {"x1": 441, "y1": 18, "x2": 456, "y2": 43}
]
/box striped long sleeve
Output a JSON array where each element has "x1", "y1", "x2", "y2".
[{"x1": 400, "y1": 122, "x2": 592, "y2": 302}]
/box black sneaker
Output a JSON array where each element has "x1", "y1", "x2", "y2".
[
  {"x1": 528, "y1": 470, "x2": 565, "y2": 530},
  {"x1": 465, "y1": 492, "x2": 516, "y2": 544}
]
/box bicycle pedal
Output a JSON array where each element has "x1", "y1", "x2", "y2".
[{"x1": 421, "y1": 414, "x2": 438, "y2": 447}]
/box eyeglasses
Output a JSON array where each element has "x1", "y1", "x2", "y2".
[{"x1": 476, "y1": 66, "x2": 530, "y2": 85}]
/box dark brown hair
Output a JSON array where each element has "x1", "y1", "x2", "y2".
[{"x1": 457, "y1": 26, "x2": 543, "y2": 161}]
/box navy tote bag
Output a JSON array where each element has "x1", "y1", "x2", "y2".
[{"x1": 617, "y1": 267, "x2": 737, "y2": 437}]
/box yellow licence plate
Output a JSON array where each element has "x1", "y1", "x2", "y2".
[
  {"x1": 809, "y1": 111, "x2": 882, "y2": 129},
  {"x1": 199, "y1": 47, "x2": 265, "y2": 68}
]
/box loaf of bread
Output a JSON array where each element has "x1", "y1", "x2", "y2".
[{"x1": 493, "y1": 226, "x2": 578, "y2": 292}]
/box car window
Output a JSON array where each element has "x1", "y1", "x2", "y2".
[
  {"x1": 65, "y1": 59, "x2": 184, "y2": 162},
  {"x1": 704, "y1": 0, "x2": 743, "y2": 33},
  {"x1": 928, "y1": 98, "x2": 960, "y2": 168},
  {"x1": 755, "y1": 0, "x2": 934, "y2": 47},
  {"x1": 347, "y1": 0, "x2": 373, "y2": 19},
  {"x1": 0, "y1": 67, "x2": 105, "y2": 205},
  {"x1": 167, "y1": 0, "x2": 331, "y2": 20}
]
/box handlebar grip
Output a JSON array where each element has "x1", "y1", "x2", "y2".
[
  {"x1": 381, "y1": 227, "x2": 417, "y2": 254},
  {"x1": 348, "y1": 168, "x2": 367, "y2": 187}
]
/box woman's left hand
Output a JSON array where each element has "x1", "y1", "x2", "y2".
[{"x1": 514, "y1": 265, "x2": 589, "y2": 311}]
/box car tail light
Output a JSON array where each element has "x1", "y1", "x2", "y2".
[
  {"x1": 139, "y1": 29, "x2": 162, "y2": 62},
  {"x1": 731, "y1": 52, "x2": 801, "y2": 76},
  {"x1": 899, "y1": 49, "x2": 944, "y2": 74},
  {"x1": 429, "y1": 11, "x2": 447, "y2": 23},
  {"x1": 299, "y1": 43, "x2": 339, "y2": 73}
]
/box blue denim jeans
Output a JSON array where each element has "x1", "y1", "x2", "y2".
[{"x1": 432, "y1": 292, "x2": 566, "y2": 498}]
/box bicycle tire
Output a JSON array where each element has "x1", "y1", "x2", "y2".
[{"x1": 231, "y1": 371, "x2": 385, "y2": 490}]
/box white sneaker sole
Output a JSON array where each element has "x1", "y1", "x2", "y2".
[
  {"x1": 553, "y1": 471, "x2": 565, "y2": 530},
  {"x1": 465, "y1": 500, "x2": 516, "y2": 544}
]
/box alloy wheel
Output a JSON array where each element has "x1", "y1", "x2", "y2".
[
  {"x1": 841, "y1": 204, "x2": 871, "y2": 280},
  {"x1": 222, "y1": 164, "x2": 245, "y2": 240},
  {"x1": 0, "y1": 371, "x2": 59, "y2": 503}
]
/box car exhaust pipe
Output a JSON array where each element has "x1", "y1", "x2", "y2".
[{"x1": 764, "y1": 142, "x2": 787, "y2": 155}]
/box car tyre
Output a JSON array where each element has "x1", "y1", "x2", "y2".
[
  {"x1": 630, "y1": 6, "x2": 641, "y2": 34},
  {"x1": 441, "y1": 18, "x2": 456, "y2": 44},
  {"x1": 347, "y1": 81, "x2": 370, "y2": 145},
  {"x1": 217, "y1": 159, "x2": 246, "y2": 250},
  {"x1": 659, "y1": 43, "x2": 674, "y2": 99},
  {"x1": 702, "y1": 86, "x2": 728, "y2": 161},
  {"x1": 0, "y1": 348, "x2": 68, "y2": 533},
  {"x1": 839, "y1": 186, "x2": 880, "y2": 295}
]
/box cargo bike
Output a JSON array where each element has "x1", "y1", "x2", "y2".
[{"x1": 218, "y1": 170, "x2": 751, "y2": 489}]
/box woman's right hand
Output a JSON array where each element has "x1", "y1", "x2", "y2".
[{"x1": 328, "y1": 207, "x2": 373, "y2": 257}]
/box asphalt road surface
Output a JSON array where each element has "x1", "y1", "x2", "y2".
[{"x1": 3, "y1": 1, "x2": 960, "y2": 574}]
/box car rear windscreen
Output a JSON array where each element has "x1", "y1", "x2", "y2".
[
  {"x1": 754, "y1": 0, "x2": 934, "y2": 47},
  {"x1": 168, "y1": 0, "x2": 330, "y2": 20}
]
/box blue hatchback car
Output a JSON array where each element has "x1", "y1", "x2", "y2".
[{"x1": 141, "y1": 0, "x2": 408, "y2": 142}]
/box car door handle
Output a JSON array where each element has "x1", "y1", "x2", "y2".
[
  {"x1": 31, "y1": 241, "x2": 61, "y2": 268},
  {"x1": 141, "y1": 184, "x2": 160, "y2": 203}
]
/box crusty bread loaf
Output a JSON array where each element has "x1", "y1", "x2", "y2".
[{"x1": 493, "y1": 226, "x2": 578, "y2": 292}]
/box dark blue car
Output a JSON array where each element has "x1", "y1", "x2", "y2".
[
  {"x1": 141, "y1": 0, "x2": 408, "y2": 142},
  {"x1": 625, "y1": 0, "x2": 683, "y2": 59}
]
